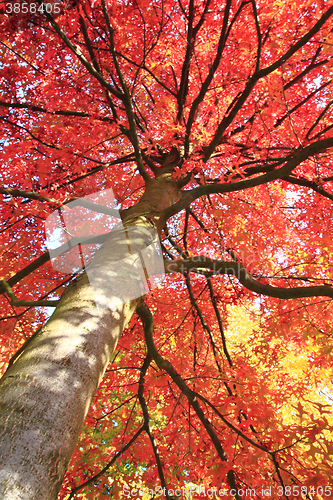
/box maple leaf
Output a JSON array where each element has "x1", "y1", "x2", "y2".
[{"x1": 0, "y1": 1, "x2": 333, "y2": 499}]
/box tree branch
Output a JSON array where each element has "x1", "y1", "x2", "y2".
[
  {"x1": 184, "y1": 0, "x2": 232, "y2": 155},
  {"x1": 203, "y1": 5, "x2": 333, "y2": 160},
  {"x1": 0, "y1": 100, "x2": 118, "y2": 125},
  {"x1": 4, "y1": 233, "x2": 110, "y2": 290},
  {"x1": 138, "y1": 355, "x2": 171, "y2": 500},
  {"x1": 185, "y1": 273, "x2": 222, "y2": 372},
  {"x1": 176, "y1": 0, "x2": 195, "y2": 122},
  {"x1": 163, "y1": 224, "x2": 188, "y2": 258},
  {"x1": 78, "y1": 11, "x2": 119, "y2": 121},
  {"x1": 163, "y1": 137, "x2": 333, "y2": 218},
  {"x1": 68, "y1": 426, "x2": 145, "y2": 499},
  {"x1": 0, "y1": 187, "x2": 121, "y2": 216},
  {"x1": 39, "y1": 2, "x2": 124, "y2": 101},
  {"x1": 0, "y1": 280, "x2": 59, "y2": 307},
  {"x1": 206, "y1": 277, "x2": 233, "y2": 367},
  {"x1": 164, "y1": 257, "x2": 333, "y2": 300},
  {"x1": 282, "y1": 175, "x2": 333, "y2": 202},
  {"x1": 136, "y1": 300, "x2": 228, "y2": 463},
  {"x1": 274, "y1": 79, "x2": 332, "y2": 128},
  {"x1": 101, "y1": 0, "x2": 151, "y2": 183}
]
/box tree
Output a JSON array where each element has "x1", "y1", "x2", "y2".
[{"x1": 0, "y1": 0, "x2": 333, "y2": 497}]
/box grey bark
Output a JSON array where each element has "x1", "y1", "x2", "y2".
[
  {"x1": 0, "y1": 232, "x2": 137, "y2": 499},
  {"x1": 0, "y1": 175, "x2": 180, "y2": 499}
]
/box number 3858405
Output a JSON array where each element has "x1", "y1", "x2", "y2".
[
  {"x1": 277, "y1": 486, "x2": 332, "y2": 497},
  {"x1": 6, "y1": 3, "x2": 61, "y2": 14}
]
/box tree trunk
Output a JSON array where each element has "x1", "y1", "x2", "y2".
[{"x1": 0, "y1": 174, "x2": 179, "y2": 499}]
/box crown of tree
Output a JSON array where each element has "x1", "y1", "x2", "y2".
[{"x1": 0, "y1": 1, "x2": 333, "y2": 498}]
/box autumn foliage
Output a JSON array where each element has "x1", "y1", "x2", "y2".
[{"x1": 1, "y1": 0, "x2": 333, "y2": 498}]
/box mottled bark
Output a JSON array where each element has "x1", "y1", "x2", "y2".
[{"x1": 0, "y1": 175, "x2": 180, "y2": 499}]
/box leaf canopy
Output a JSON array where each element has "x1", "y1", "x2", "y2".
[{"x1": 1, "y1": 0, "x2": 333, "y2": 497}]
